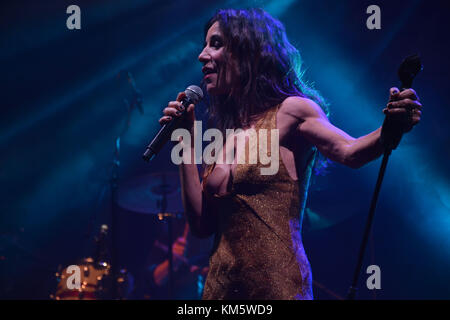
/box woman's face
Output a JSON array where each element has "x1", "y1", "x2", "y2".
[{"x1": 198, "y1": 21, "x2": 238, "y2": 95}]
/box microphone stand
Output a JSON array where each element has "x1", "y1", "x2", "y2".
[
  {"x1": 155, "y1": 174, "x2": 174, "y2": 299},
  {"x1": 346, "y1": 54, "x2": 422, "y2": 300},
  {"x1": 110, "y1": 135, "x2": 120, "y2": 300},
  {"x1": 346, "y1": 148, "x2": 390, "y2": 300},
  {"x1": 110, "y1": 71, "x2": 143, "y2": 299},
  {"x1": 162, "y1": 187, "x2": 175, "y2": 299}
]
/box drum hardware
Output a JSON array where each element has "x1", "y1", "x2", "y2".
[
  {"x1": 52, "y1": 258, "x2": 130, "y2": 300},
  {"x1": 53, "y1": 257, "x2": 111, "y2": 300},
  {"x1": 117, "y1": 171, "x2": 188, "y2": 299},
  {"x1": 157, "y1": 212, "x2": 184, "y2": 220},
  {"x1": 117, "y1": 171, "x2": 183, "y2": 215},
  {"x1": 52, "y1": 225, "x2": 131, "y2": 300}
]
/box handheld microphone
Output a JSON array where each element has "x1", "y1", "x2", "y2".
[
  {"x1": 142, "y1": 85, "x2": 203, "y2": 162},
  {"x1": 381, "y1": 54, "x2": 422, "y2": 151}
]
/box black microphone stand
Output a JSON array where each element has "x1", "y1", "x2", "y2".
[
  {"x1": 110, "y1": 135, "x2": 120, "y2": 300},
  {"x1": 110, "y1": 71, "x2": 143, "y2": 299},
  {"x1": 159, "y1": 175, "x2": 175, "y2": 299},
  {"x1": 347, "y1": 54, "x2": 422, "y2": 300},
  {"x1": 153, "y1": 174, "x2": 175, "y2": 299}
]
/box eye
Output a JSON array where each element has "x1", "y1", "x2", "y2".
[{"x1": 210, "y1": 35, "x2": 223, "y2": 48}]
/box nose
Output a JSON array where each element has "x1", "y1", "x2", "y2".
[{"x1": 198, "y1": 47, "x2": 209, "y2": 64}]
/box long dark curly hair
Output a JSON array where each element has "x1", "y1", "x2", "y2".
[{"x1": 202, "y1": 8, "x2": 329, "y2": 133}]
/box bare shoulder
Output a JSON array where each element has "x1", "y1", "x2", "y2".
[
  {"x1": 276, "y1": 96, "x2": 329, "y2": 143},
  {"x1": 278, "y1": 96, "x2": 328, "y2": 122}
]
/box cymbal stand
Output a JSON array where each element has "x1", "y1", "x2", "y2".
[{"x1": 157, "y1": 174, "x2": 174, "y2": 299}]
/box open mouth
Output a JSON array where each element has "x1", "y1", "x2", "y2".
[
  {"x1": 202, "y1": 66, "x2": 216, "y2": 76},
  {"x1": 203, "y1": 71, "x2": 216, "y2": 83}
]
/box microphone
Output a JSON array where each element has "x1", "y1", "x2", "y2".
[
  {"x1": 142, "y1": 85, "x2": 204, "y2": 162},
  {"x1": 381, "y1": 54, "x2": 422, "y2": 151}
]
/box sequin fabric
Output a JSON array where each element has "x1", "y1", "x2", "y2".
[{"x1": 202, "y1": 106, "x2": 316, "y2": 300}]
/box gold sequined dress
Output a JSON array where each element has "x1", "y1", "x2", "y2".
[{"x1": 202, "y1": 106, "x2": 316, "y2": 300}]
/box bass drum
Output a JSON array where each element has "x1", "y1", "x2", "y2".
[{"x1": 54, "y1": 257, "x2": 110, "y2": 300}]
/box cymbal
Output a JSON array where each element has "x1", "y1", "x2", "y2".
[{"x1": 117, "y1": 171, "x2": 184, "y2": 215}]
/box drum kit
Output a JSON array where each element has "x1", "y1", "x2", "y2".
[
  {"x1": 50, "y1": 72, "x2": 198, "y2": 300},
  {"x1": 52, "y1": 171, "x2": 186, "y2": 300}
]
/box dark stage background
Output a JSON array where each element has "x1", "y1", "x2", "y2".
[{"x1": 1, "y1": 0, "x2": 449, "y2": 299}]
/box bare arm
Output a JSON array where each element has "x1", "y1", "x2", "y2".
[
  {"x1": 160, "y1": 92, "x2": 216, "y2": 238},
  {"x1": 179, "y1": 157, "x2": 217, "y2": 238},
  {"x1": 281, "y1": 88, "x2": 422, "y2": 168},
  {"x1": 297, "y1": 103, "x2": 384, "y2": 168}
]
